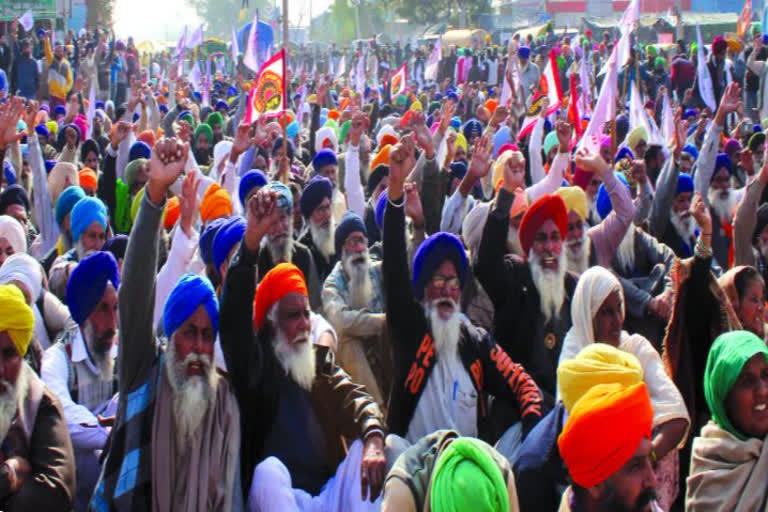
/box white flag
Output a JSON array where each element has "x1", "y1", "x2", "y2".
[
  {"x1": 186, "y1": 24, "x2": 204, "y2": 49},
  {"x1": 188, "y1": 61, "x2": 201, "y2": 91},
  {"x1": 231, "y1": 24, "x2": 239, "y2": 65},
  {"x1": 86, "y1": 82, "x2": 96, "y2": 140},
  {"x1": 175, "y1": 26, "x2": 187, "y2": 57},
  {"x1": 371, "y1": 53, "x2": 379, "y2": 89},
  {"x1": 244, "y1": 13, "x2": 259, "y2": 73},
  {"x1": 629, "y1": 80, "x2": 650, "y2": 135},
  {"x1": 18, "y1": 11, "x2": 34, "y2": 32},
  {"x1": 661, "y1": 91, "x2": 675, "y2": 143},
  {"x1": 202, "y1": 58, "x2": 211, "y2": 107},
  {"x1": 579, "y1": 44, "x2": 618, "y2": 152},
  {"x1": 425, "y1": 36, "x2": 442, "y2": 82},
  {"x1": 696, "y1": 23, "x2": 717, "y2": 111},
  {"x1": 579, "y1": 57, "x2": 591, "y2": 111},
  {"x1": 337, "y1": 54, "x2": 346, "y2": 77},
  {"x1": 619, "y1": 0, "x2": 639, "y2": 35},
  {"x1": 356, "y1": 53, "x2": 365, "y2": 95}
]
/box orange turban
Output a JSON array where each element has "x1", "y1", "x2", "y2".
[
  {"x1": 200, "y1": 183, "x2": 232, "y2": 224},
  {"x1": 370, "y1": 144, "x2": 392, "y2": 171},
  {"x1": 137, "y1": 130, "x2": 156, "y2": 148},
  {"x1": 379, "y1": 133, "x2": 399, "y2": 148},
  {"x1": 340, "y1": 98, "x2": 350, "y2": 111},
  {"x1": 253, "y1": 263, "x2": 309, "y2": 329},
  {"x1": 327, "y1": 109, "x2": 340, "y2": 121},
  {"x1": 510, "y1": 188, "x2": 528, "y2": 219},
  {"x1": 558, "y1": 382, "x2": 653, "y2": 488},
  {"x1": 485, "y1": 99, "x2": 499, "y2": 113},
  {"x1": 79, "y1": 168, "x2": 97, "y2": 190},
  {"x1": 164, "y1": 196, "x2": 180, "y2": 230}
]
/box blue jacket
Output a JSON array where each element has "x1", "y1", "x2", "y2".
[{"x1": 14, "y1": 55, "x2": 39, "y2": 98}]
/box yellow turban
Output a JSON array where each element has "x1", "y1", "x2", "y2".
[
  {"x1": 492, "y1": 151, "x2": 524, "y2": 191},
  {"x1": 0, "y1": 284, "x2": 34, "y2": 356},
  {"x1": 455, "y1": 133, "x2": 468, "y2": 154},
  {"x1": 557, "y1": 343, "x2": 644, "y2": 413},
  {"x1": 410, "y1": 100, "x2": 423, "y2": 112},
  {"x1": 556, "y1": 186, "x2": 588, "y2": 220},
  {"x1": 626, "y1": 126, "x2": 648, "y2": 152}
]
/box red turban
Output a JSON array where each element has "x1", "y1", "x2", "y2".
[
  {"x1": 253, "y1": 263, "x2": 309, "y2": 329},
  {"x1": 164, "y1": 196, "x2": 180, "y2": 230},
  {"x1": 558, "y1": 382, "x2": 653, "y2": 488},
  {"x1": 79, "y1": 168, "x2": 97, "y2": 190},
  {"x1": 572, "y1": 167, "x2": 593, "y2": 190},
  {"x1": 519, "y1": 193, "x2": 568, "y2": 256},
  {"x1": 137, "y1": 130, "x2": 156, "y2": 148}
]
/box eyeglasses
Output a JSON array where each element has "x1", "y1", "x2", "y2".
[{"x1": 430, "y1": 275, "x2": 461, "y2": 292}]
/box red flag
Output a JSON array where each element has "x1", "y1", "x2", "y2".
[
  {"x1": 738, "y1": 0, "x2": 752, "y2": 38},
  {"x1": 568, "y1": 74, "x2": 582, "y2": 137},
  {"x1": 244, "y1": 48, "x2": 287, "y2": 124}
]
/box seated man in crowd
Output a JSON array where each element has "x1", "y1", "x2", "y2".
[
  {"x1": 299, "y1": 176, "x2": 337, "y2": 282},
  {"x1": 41, "y1": 251, "x2": 120, "y2": 510},
  {"x1": 0, "y1": 284, "x2": 75, "y2": 510},
  {"x1": 220, "y1": 186, "x2": 387, "y2": 511},
  {"x1": 91, "y1": 138, "x2": 241, "y2": 510}
]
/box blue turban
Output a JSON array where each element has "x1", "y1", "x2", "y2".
[
  {"x1": 95, "y1": 101, "x2": 105, "y2": 110},
  {"x1": 3, "y1": 161, "x2": 16, "y2": 186},
  {"x1": 199, "y1": 217, "x2": 228, "y2": 266},
  {"x1": 0, "y1": 184, "x2": 29, "y2": 214},
  {"x1": 271, "y1": 137, "x2": 295, "y2": 160},
  {"x1": 66, "y1": 251, "x2": 119, "y2": 325},
  {"x1": 450, "y1": 116, "x2": 461, "y2": 130},
  {"x1": 683, "y1": 109, "x2": 697, "y2": 120},
  {"x1": 163, "y1": 273, "x2": 219, "y2": 339},
  {"x1": 102, "y1": 235, "x2": 128, "y2": 261},
  {"x1": 614, "y1": 146, "x2": 635, "y2": 164},
  {"x1": 159, "y1": 104, "x2": 169, "y2": 115},
  {"x1": 55, "y1": 186, "x2": 86, "y2": 226},
  {"x1": 434, "y1": 92, "x2": 443, "y2": 101},
  {"x1": 615, "y1": 115, "x2": 629, "y2": 138},
  {"x1": 265, "y1": 182, "x2": 293, "y2": 212},
  {"x1": 44, "y1": 160, "x2": 57, "y2": 174},
  {"x1": 493, "y1": 126, "x2": 512, "y2": 158},
  {"x1": 714, "y1": 153, "x2": 732, "y2": 176},
  {"x1": 71, "y1": 196, "x2": 108, "y2": 242},
  {"x1": 447, "y1": 91, "x2": 460, "y2": 104},
  {"x1": 596, "y1": 173, "x2": 629, "y2": 220},
  {"x1": 462, "y1": 119, "x2": 483, "y2": 141},
  {"x1": 129, "y1": 141, "x2": 151, "y2": 162},
  {"x1": 374, "y1": 190, "x2": 387, "y2": 230},
  {"x1": 413, "y1": 232, "x2": 468, "y2": 299},
  {"x1": 681, "y1": 144, "x2": 699, "y2": 160},
  {"x1": 286, "y1": 121, "x2": 299, "y2": 139},
  {"x1": 334, "y1": 211, "x2": 366, "y2": 256},
  {"x1": 518, "y1": 46, "x2": 531, "y2": 59},
  {"x1": 35, "y1": 124, "x2": 49, "y2": 138},
  {"x1": 227, "y1": 85, "x2": 238, "y2": 98},
  {"x1": 212, "y1": 216, "x2": 246, "y2": 273},
  {"x1": 300, "y1": 176, "x2": 333, "y2": 219},
  {"x1": 215, "y1": 99, "x2": 228, "y2": 111},
  {"x1": 238, "y1": 170, "x2": 268, "y2": 207},
  {"x1": 53, "y1": 105, "x2": 66, "y2": 117},
  {"x1": 677, "y1": 173, "x2": 694, "y2": 195},
  {"x1": 192, "y1": 91, "x2": 202, "y2": 103},
  {"x1": 450, "y1": 161, "x2": 468, "y2": 181},
  {"x1": 313, "y1": 148, "x2": 337, "y2": 171}
]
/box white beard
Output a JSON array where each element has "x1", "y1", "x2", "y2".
[
  {"x1": 272, "y1": 327, "x2": 316, "y2": 391},
  {"x1": 343, "y1": 249, "x2": 373, "y2": 310},
  {"x1": 0, "y1": 363, "x2": 29, "y2": 443},
  {"x1": 309, "y1": 220, "x2": 335, "y2": 261},
  {"x1": 565, "y1": 229, "x2": 590, "y2": 276},
  {"x1": 83, "y1": 321, "x2": 115, "y2": 382},
  {"x1": 528, "y1": 248, "x2": 567, "y2": 323},
  {"x1": 506, "y1": 227, "x2": 524, "y2": 256},
  {"x1": 670, "y1": 209, "x2": 698, "y2": 244},
  {"x1": 76, "y1": 239, "x2": 96, "y2": 261},
  {"x1": 165, "y1": 340, "x2": 217, "y2": 449},
  {"x1": 266, "y1": 226, "x2": 294, "y2": 263},
  {"x1": 424, "y1": 298, "x2": 462, "y2": 357},
  {"x1": 615, "y1": 227, "x2": 636, "y2": 274},
  {"x1": 708, "y1": 187, "x2": 738, "y2": 223}
]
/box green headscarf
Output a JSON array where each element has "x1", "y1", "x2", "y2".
[
  {"x1": 339, "y1": 120, "x2": 351, "y2": 145},
  {"x1": 430, "y1": 438, "x2": 509, "y2": 512},
  {"x1": 704, "y1": 330, "x2": 768, "y2": 440},
  {"x1": 205, "y1": 111, "x2": 223, "y2": 128},
  {"x1": 194, "y1": 123, "x2": 214, "y2": 144}
]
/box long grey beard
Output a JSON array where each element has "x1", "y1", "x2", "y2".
[
  {"x1": 309, "y1": 220, "x2": 335, "y2": 261},
  {"x1": 266, "y1": 227, "x2": 294, "y2": 264},
  {"x1": 165, "y1": 341, "x2": 217, "y2": 449},
  {"x1": 615, "y1": 227, "x2": 636, "y2": 274},
  {"x1": 75, "y1": 240, "x2": 95, "y2": 261},
  {"x1": 0, "y1": 363, "x2": 29, "y2": 443},
  {"x1": 343, "y1": 250, "x2": 373, "y2": 310},
  {"x1": 565, "y1": 231, "x2": 590, "y2": 276},
  {"x1": 272, "y1": 328, "x2": 316, "y2": 391},
  {"x1": 669, "y1": 210, "x2": 698, "y2": 244},
  {"x1": 83, "y1": 322, "x2": 115, "y2": 382},
  {"x1": 708, "y1": 187, "x2": 738, "y2": 223},
  {"x1": 529, "y1": 248, "x2": 567, "y2": 324},
  {"x1": 424, "y1": 298, "x2": 462, "y2": 358}
]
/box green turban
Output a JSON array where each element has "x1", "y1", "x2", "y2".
[
  {"x1": 430, "y1": 438, "x2": 509, "y2": 512},
  {"x1": 130, "y1": 186, "x2": 145, "y2": 223},
  {"x1": 124, "y1": 158, "x2": 148, "y2": 190},
  {"x1": 205, "y1": 111, "x2": 223, "y2": 128},
  {"x1": 704, "y1": 330, "x2": 768, "y2": 440},
  {"x1": 178, "y1": 111, "x2": 196, "y2": 128},
  {"x1": 339, "y1": 120, "x2": 351, "y2": 145},
  {"x1": 647, "y1": 45, "x2": 657, "y2": 57},
  {"x1": 194, "y1": 123, "x2": 214, "y2": 144},
  {"x1": 691, "y1": 42, "x2": 699, "y2": 57},
  {"x1": 323, "y1": 118, "x2": 339, "y2": 139},
  {"x1": 654, "y1": 56, "x2": 666, "y2": 69}
]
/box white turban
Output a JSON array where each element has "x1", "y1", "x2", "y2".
[
  {"x1": 0, "y1": 215, "x2": 27, "y2": 254},
  {"x1": 0, "y1": 252, "x2": 42, "y2": 301}
]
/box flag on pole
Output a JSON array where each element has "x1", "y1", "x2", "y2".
[
  {"x1": 696, "y1": 23, "x2": 716, "y2": 111},
  {"x1": 231, "y1": 24, "x2": 240, "y2": 65},
  {"x1": 244, "y1": 12, "x2": 260, "y2": 73},
  {"x1": 18, "y1": 11, "x2": 34, "y2": 32},
  {"x1": 539, "y1": 50, "x2": 564, "y2": 111},
  {"x1": 202, "y1": 57, "x2": 212, "y2": 107},
  {"x1": 244, "y1": 48, "x2": 287, "y2": 124},
  {"x1": 619, "y1": 0, "x2": 639, "y2": 34},
  {"x1": 356, "y1": 52, "x2": 366, "y2": 95},
  {"x1": 578, "y1": 44, "x2": 619, "y2": 151},
  {"x1": 579, "y1": 57, "x2": 591, "y2": 111},
  {"x1": 86, "y1": 82, "x2": 96, "y2": 140},
  {"x1": 738, "y1": 0, "x2": 752, "y2": 38},
  {"x1": 186, "y1": 24, "x2": 204, "y2": 49},
  {"x1": 337, "y1": 54, "x2": 346, "y2": 78},
  {"x1": 661, "y1": 91, "x2": 675, "y2": 143},
  {"x1": 425, "y1": 36, "x2": 442, "y2": 82},
  {"x1": 371, "y1": 52, "x2": 380, "y2": 89},
  {"x1": 175, "y1": 26, "x2": 187, "y2": 57},
  {"x1": 391, "y1": 62, "x2": 407, "y2": 97},
  {"x1": 568, "y1": 74, "x2": 582, "y2": 137},
  {"x1": 188, "y1": 60, "x2": 201, "y2": 91}
]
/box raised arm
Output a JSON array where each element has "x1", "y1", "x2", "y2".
[
  {"x1": 733, "y1": 159, "x2": 768, "y2": 267},
  {"x1": 526, "y1": 119, "x2": 570, "y2": 202},
  {"x1": 588, "y1": 163, "x2": 636, "y2": 267}
]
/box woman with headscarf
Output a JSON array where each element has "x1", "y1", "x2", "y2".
[
  {"x1": 558, "y1": 265, "x2": 690, "y2": 510},
  {"x1": 687, "y1": 331, "x2": 768, "y2": 511},
  {"x1": 718, "y1": 266, "x2": 767, "y2": 340}
]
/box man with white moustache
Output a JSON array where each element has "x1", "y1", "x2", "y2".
[
  {"x1": 42, "y1": 251, "x2": 120, "y2": 510},
  {"x1": 90, "y1": 137, "x2": 240, "y2": 511},
  {"x1": 651, "y1": 168, "x2": 700, "y2": 258},
  {"x1": 220, "y1": 186, "x2": 387, "y2": 511},
  {"x1": 322, "y1": 211, "x2": 388, "y2": 406},
  {"x1": 299, "y1": 176, "x2": 338, "y2": 282},
  {"x1": 383, "y1": 134, "x2": 543, "y2": 446}
]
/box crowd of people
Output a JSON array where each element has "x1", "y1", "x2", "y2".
[{"x1": 2, "y1": 11, "x2": 768, "y2": 512}]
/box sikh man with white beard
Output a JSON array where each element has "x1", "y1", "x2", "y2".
[
  {"x1": 219, "y1": 187, "x2": 387, "y2": 511},
  {"x1": 255, "y1": 181, "x2": 323, "y2": 311},
  {"x1": 477, "y1": 146, "x2": 614, "y2": 404},
  {"x1": 650, "y1": 166, "x2": 700, "y2": 258},
  {"x1": 42, "y1": 251, "x2": 120, "y2": 510},
  {"x1": 298, "y1": 176, "x2": 338, "y2": 282},
  {"x1": 383, "y1": 135, "x2": 543, "y2": 448},
  {"x1": 91, "y1": 137, "x2": 241, "y2": 511},
  {"x1": 322, "y1": 211, "x2": 389, "y2": 406},
  {"x1": 0, "y1": 284, "x2": 75, "y2": 510}
]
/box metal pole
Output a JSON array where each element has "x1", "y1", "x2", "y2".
[{"x1": 281, "y1": 0, "x2": 289, "y2": 183}]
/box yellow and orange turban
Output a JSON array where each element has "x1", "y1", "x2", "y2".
[
  {"x1": 379, "y1": 133, "x2": 399, "y2": 148},
  {"x1": 200, "y1": 183, "x2": 232, "y2": 224},
  {"x1": 136, "y1": 130, "x2": 156, "y2": 148},
  {"x1": 164, "y1": 196, "x2": 181, "y2": 230},
  {"x1": 79, "y1": 168, "x2": 97, "y2": 190},
  {"x1": 558, "y1": 382, "x2": 653, "y2": 488},
  {"x1": 252, "y1": 263, "x2": 309, "y2": 329},
  {"x1": 0, "y1": 284, "x2": 34, "y2": 356},
  {"x1": 370, "y1": 144, "x2": 392, "y2": 171}
]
